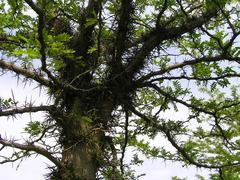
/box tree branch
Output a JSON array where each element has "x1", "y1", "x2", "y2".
[
  {"x1": 147, "y1": 73, "x2": 240, "y2": 83},
  {"x1": 120, "y1": 109, "x2": 129, "y2": 175},
  {"x1": 72, "y1": 0, "x2": 102, "y2": 57},
  {"x1": 136, "y1": 55, "x2": 227, "y2": 83},
  {"x1": 24, "y1": 0, "x2": 60, "y2": 85},
  {"x1": 0, "y1": 36, "x2": 26, "y2": 48},
  {"x1": 0, "y1": 59, "x2": 52, "y2": 87},
  {"x1": 129, "y1": 106, "x2": 240, "y2": 169},
  {"x1": 126, "y1": 8, "x2": 220, "y2": 75},
  {"x1": 147, "y1": 83, "x2": 215, "y2": 116},
  {"x1": 156, "y1": 0, "x2": 168, "y2": 27},
  {"x1": 0, "y1": 105, "x2": 55, "y2": 117},
  {"x1": 0, "y1": 59, "x2": 90, "y2": 92},
  {"x1": 161, "y1": 125, "x2": 239, "y2": 169},
  {"x1": 0, "y1": 139, "x2": 61, "y2": 167},
  {"x1": 115, "y1": 0, "x2": 133, "y2": 61}
]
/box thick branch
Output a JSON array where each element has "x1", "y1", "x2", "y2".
[
  {"x1": 115, "y1": 0, "x2": 133, "y2": 61},
  {"x1": 0, "y1": 105, "x2": 55, "y2": 117},
  {"x1": 72, "y1": 0, "x2": 102, "y2": 57},
  {"x1": 0, "y1": 139, "x2": 61, "y2": 167},
  {"x1": 156, "y1": 0, "x2": 168, "y2": 26},
  {"x1": 0, "y1": 59, "x2": 51, "y2": 87}
]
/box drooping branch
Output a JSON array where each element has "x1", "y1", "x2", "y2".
[
  {"x1": 0, "y1": 59, "x2": 52, "y2": 87},
  {"x1": 213, "y1": 114, "x2": 238, "y2": 150},
  {"x1": 0, "y1": 138, "x2": 61, "y2": 167},
  {"x1": 0, "y1": 105, "x2": 55, "y2": 117}
]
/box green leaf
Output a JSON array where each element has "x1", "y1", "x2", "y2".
[
  {"x1": 85, "y1": 18, "x2": 98, "y2": 28},
  {"x1": 24, "y1": 121, "x2": 42, "y2": 136},
  {"x1": 82, "y1": 116, "x2": 93, "y2": 123}
]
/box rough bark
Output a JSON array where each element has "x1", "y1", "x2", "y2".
[{"x1": 54, "y1": 93, "x2": 115, "y2": 180}]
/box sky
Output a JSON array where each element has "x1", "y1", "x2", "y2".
[{"x1": 0, "y1": 72, "x2": 212, "y2": 180}]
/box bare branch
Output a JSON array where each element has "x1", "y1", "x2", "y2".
[
  {"x1": 0, "y1": 59, "x2": 52, "y2": 87},
  {"x1": 0, "y1": 151, "x2": 32, "y2": 165},
  {"x1": 0, "y1": 139, "x2": 62, "y2": 167},
  {"x1": 0, "y1": 105, "x2": 55, "y2": 117},
  {"x1": 0, "y1": 138, "x2": 61, "y2": 167}
]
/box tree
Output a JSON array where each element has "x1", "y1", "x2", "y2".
[{"x1": 0, "y1": 0, "x2": 240, "y2": 179}]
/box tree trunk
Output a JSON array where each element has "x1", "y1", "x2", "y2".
[
  {"x1": 61, "y1": 140, "x2": 99, "y2": 180},
  {"x1": 55, "y1": 95, "x2": 115, "y2": 180}
]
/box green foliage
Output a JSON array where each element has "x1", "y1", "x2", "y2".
[
  {"x1": 1, "y1": 0, "x2": 240, "y2": 179},
  {"x1": 0, "y1": 98, "x2": 14, "y2": 110},
  {"x1": 172, "y1": 177, "x2": 187, "y2": 180},
  {"x1": 24, "y1": 121, "x2": 42, "y2": 137}
]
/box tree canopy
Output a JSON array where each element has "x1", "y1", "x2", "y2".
[{"x1": 0, "y1": 0, "x2": 240, "y2": 179}]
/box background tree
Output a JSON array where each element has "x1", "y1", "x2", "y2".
[{"x1": 0, "y1": 0, "x2": 240, "y2": 179}]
